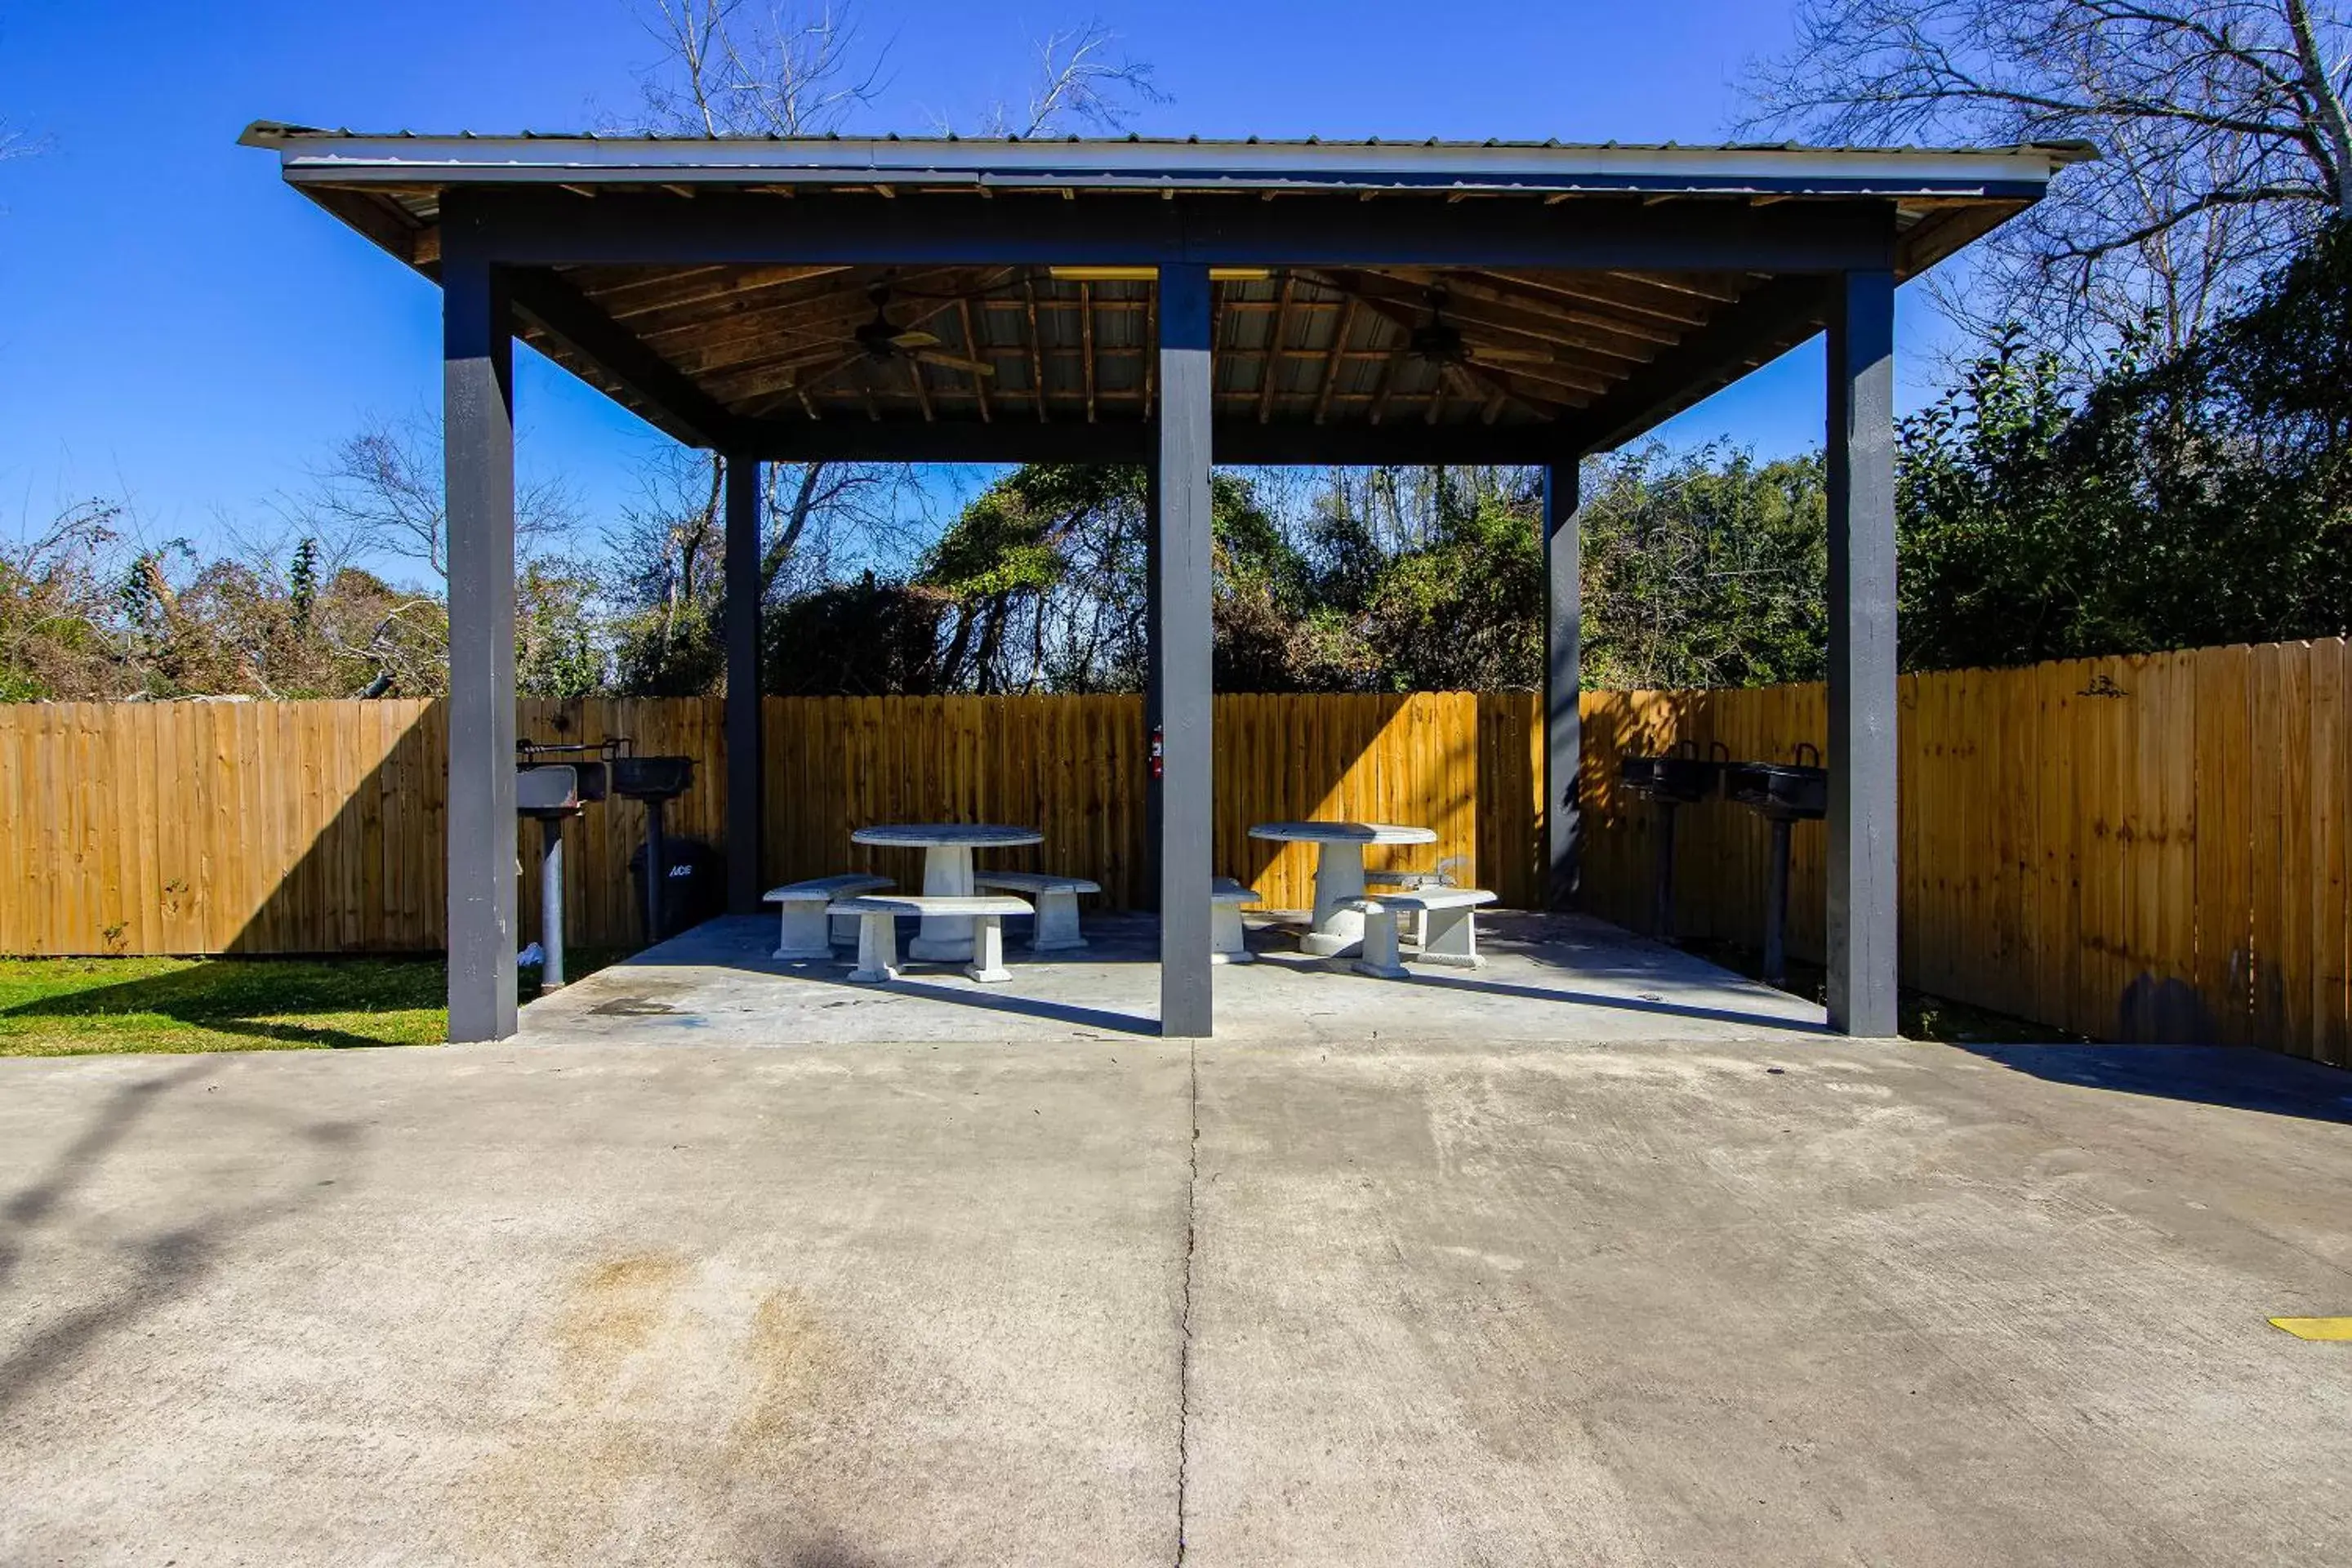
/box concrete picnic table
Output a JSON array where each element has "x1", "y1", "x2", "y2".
[
  {"x1": 851, "y1": 822, "x2": 1045, "y2": 961},
  {"x1": 1247, "y1": 820, "x2": 1438, "y2": 957}
]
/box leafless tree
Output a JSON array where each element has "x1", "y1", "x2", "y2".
[
  {"x1": 979, "y1": 20, "x2": 1166, "y2": 138},
  {"x1": 305, "y1": 412, "x2": 581, "y2": 581},
  {"x1": 1743, "y1": 0, "x2": 2352, "y2": 359},
  {"x1": 635, "y1": 0, "x2": 888, "y2": 135},
  {"x1": 631, "y1": 1, "x2": 1162, "y2": 141}
]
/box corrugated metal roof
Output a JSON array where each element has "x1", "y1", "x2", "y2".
[{"x1": 240, "y1": 122, "x2": 2096, "y2": 161}]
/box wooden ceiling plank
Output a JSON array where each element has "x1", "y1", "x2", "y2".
[
  {"x1": 1258, "y1": 274, "x2": 1295, "y2": 425},
  {"x1": 1307, "y1": 274, "x2": 1590, "y2": 406},
  {"x1": 1314, "y1": 296, "x2": 1361, "y2": 425},
  {"x1": 1316, "y1": 268, "x2": 1652, "y2": 374},
  {"x1": 594, "y1": 263, "x2": 862, "y2": 322},
  {"x1": 1024, "y1": 277, "x2": 1049, "y2": 423},
  {"x1": 908, "y1": 354, "x2": 934, "y2": 421},
  {"x1": 1605, "y1": 269, "x2": 1744, "y2": 302},
  {"x1": 958, "y1": 296, "x2": 992, "y2": 423},
  {"x1": 1464, "y1": 270, "x2": 1713, "y2": 327},
  {"x1": 636, "y1": 265, "x2": 978, "y2": 351}
]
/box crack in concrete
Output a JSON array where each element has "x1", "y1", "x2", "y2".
[{"x1": 1175, "y1": 1039, "x2": 1200, "y2": 1566}]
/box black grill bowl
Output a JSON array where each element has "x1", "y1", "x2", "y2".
[{"x1": 610, "y1": 755, "x2": 695, "y2": 801}]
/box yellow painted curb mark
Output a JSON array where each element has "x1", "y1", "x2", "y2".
[{"x1": 2269, "y1": 1317, "x2": 2352, "y2": 1341}]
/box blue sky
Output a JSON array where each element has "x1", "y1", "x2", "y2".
[{"x1": 0, "y1": 1, "x2": 1964, "y2": 556}]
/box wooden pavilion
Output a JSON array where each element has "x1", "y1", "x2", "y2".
[{"x1": 243, "y1": 125, "x2": 2086, "y2": 1040}]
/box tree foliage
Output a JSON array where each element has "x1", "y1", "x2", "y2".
[{"x1": 1900, "y1": 220, "x2": 2352, "y2": 666}]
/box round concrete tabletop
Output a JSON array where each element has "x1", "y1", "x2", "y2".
[
  {"x1": 852, "y1": 822, "x2": 1045, "y2": 849},
  {"x1": 1247, "y1": 820, "x2": 1437, "y2": 845}
]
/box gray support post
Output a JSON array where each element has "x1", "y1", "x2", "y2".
[
  {"x1": 442, "y1": 243, "x2": 519, "y2": 1043},
  {"x1": 723, "y1": 452, "x2": 764, "y2": 915},
  {"x1": 1543, "y1": 459, "x2": 1584, "y2": 909},
  {"x1": 1143, "y1": 453, "x2": 1163, "y2": 908},
  {"x1": 1154, "y1": 264, "x2": 1215, "y2": 1037},
  {"x1": 1824, "y1": 269, "x2": 1900, "y2": 1036}
]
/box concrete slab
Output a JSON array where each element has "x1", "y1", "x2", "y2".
[
  {"x1": 522, "y1": 911, "x2": 1829, "y2": 1048},
  {"x1": 1183, "y1": 1036, "x2": 2352, "y2": 1566},
  {"x1": 0, "y1": 1039, "x2": 1193, "y2": 1566},
  {"x1": 4, "y1": 1014, "x2": 2350, "y2": 1564}
]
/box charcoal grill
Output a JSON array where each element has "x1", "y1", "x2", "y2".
[
  {"x1": 515, "y1": 762, "x2": 586, "y2": 987},
  {"x1": 1617, "y1": 742, "x2": 1726, "y2": 941},
  {"x1": 610, "y1": 749, "x2": 697, "y2": 944},
  {"x1": 1724, "y1": 743, "x2": 1827, "y2": 982}
]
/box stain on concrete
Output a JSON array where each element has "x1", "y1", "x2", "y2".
[
  {"x1": 555, "y1": 1252, "x2": 690, "y2": 1390},
  {"x1": 728, "y1": 1288, "x2": 841, "y2": 1456}
]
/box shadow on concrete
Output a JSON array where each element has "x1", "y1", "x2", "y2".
[
  {"x1": 786, "y1": 965, "x2": 1161, "y2": 1038},
  {"x1": 0, "y1": 1062, "x2": 360, "y2": 1413},
  {"x1": 1958, "y1": 1041, "x2": 2352, "y2": 1125},
  {"x1": 1249, "y1": 951, "x2": 1832, "y2": 1036}
]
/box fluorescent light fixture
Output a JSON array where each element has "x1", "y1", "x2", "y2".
[{"x1": 1047, "y1": 266, "x2": 1273, "y2": 283}]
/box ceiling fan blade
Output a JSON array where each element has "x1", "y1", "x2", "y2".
[
  {"x1": 915, "y1": 350, "x2": 997, "y2": 376},
  {"x1": 888, "y1": 328, "x2": 942, "y2": 349},
  {"x1": 1465, "y1": 345, "x2": 1555, "y2": 364}
]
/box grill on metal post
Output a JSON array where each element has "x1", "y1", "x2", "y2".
[
  {"x1": 514, "y1": 740, "x2": 612, "y2": 988},
  {"x1": 608, "y1": 747, "x2": 697, "y2": 946},
  {"x1": 1723, "y1": 743, "x2": 1827, "y2": 983},
  {"x1": 1616, "y1": 742, "x2": 1729, "y2": 942}
]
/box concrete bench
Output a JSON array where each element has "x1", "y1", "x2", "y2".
[
  {"x1": 765, "y1": 874, "x2": 893, "y2": 960},
  {"x1": 1365, "y1": 857, "x2": 1468, "y2": 947},
  {"x1": 1210, "y1": 877, "x2": 1262, "y2": 966},
  {"x1": 829, "y1": 893, "x2": 1034, "y2": 984},
  {"x1": 1340, "y1": 887, "x2": 1499, "y2": 978},
  {"x1": 973, "y1": 871, "x2": 1102, "y2": 952}
]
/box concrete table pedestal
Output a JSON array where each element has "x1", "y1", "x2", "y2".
[
  {"x1": 1246, "y1": 820, "x2": 1439, "y2": 959},
  {"x1": 851, "y1": 823, "x2": 1045, "y2": 962}
]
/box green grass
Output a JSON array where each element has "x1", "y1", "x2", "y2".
[{"x1": 0, "y1": 951, "x2": 622, "y2": 1058}]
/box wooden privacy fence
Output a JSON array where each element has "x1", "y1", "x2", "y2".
[
  {"x1": 1579, "y1": 640, "x2": 2350, "y2": 1067},
  {"x1": 0, "y1": 693, "x2": 1539, "y2": 959},
  {"x1": 2, "y1": 642, "x2": 2344, "y2": 1067}
]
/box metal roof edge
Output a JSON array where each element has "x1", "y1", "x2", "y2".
[{"x1": 237, "y1": 122, "x2": 2095, "y2": 172}]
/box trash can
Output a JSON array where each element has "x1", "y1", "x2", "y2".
[{"x1": 626, "y1": 835, "x2": 726, "y2": 943}]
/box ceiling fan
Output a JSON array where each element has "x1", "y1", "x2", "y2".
[
  {"x1": 831, "y1": 285, "x2": 997, "y2": 378},
  {"x1": 1406, "y1": 290, "x2": 1556, "y2": 371}
]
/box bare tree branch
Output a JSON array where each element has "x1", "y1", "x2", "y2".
[{"x1": 1742, "y1": 0, "x2": 2352, "y2": 359}]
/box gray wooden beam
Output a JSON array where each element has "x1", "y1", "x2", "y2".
[
  {"x1": 1155, "y1": 264, "x2": 1216, "y2": 1038},
  {"x1": 1544, "y1": 459, "x2": 1584, "y2": 910},
  {"x1": 1824, "y1": 269, "x2": 1900, "y2": 1036},
  {"x1": 471, "y1": 189, "x2": 1907, "y2": 274},
  {"x1": 746, "y1": 417, "x2": 1580, "y2": 466},
  {"x1": 503, "y1": 262, "x2": 748, "y2": 450},
  {"x1": 723, "y1": 452, "x2": 764, "y2": 915},
  {"x1": 1564, "y1": 274, "x2": 1832, "y2": 454},
  {"x1": 441, "y1": 237, "x2": 519, "y2": 1043}
]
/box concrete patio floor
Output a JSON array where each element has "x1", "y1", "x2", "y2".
[
  {"x1": 4, "y1": 947, "x2": 2351, "y2": 1564},
  {"x1": 521, "y1": 910, "x2": 1829, "y2": 1047}
]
